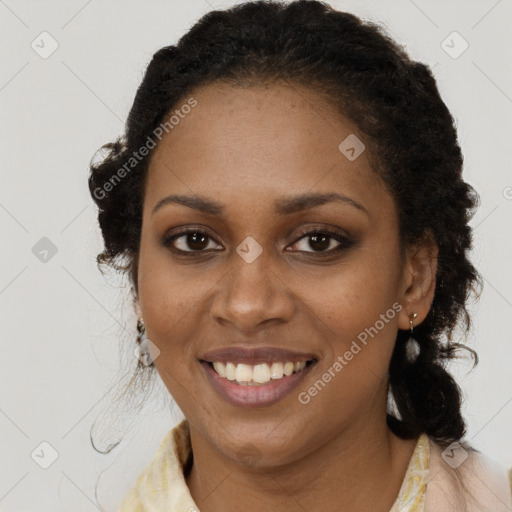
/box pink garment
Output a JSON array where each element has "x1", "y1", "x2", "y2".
[{"x1": 425, "y1": 438, "x2": 512, "y2": 511}]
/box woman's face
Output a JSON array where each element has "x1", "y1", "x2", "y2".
[{"x1": 137, "y1": 82, "x2": 435, "y2": 466}]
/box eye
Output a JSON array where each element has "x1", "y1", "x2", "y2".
[
  {"x1": 163, "y1": 228, "x2": 223, "y2": 253},
  {"x1": 288, "y1": 229, "x2": 354, "y2": 254},
  {"x1": 162, "y1": 226, "x2": 355, "y2": 257}
]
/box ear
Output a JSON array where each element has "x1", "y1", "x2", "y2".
[{"x1": 397, "y1": 230, "x2": 438, "y2": 331}]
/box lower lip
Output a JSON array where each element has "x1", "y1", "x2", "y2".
[{"x1": 200, "y1": 361, "x2": 316, "y2": 408}]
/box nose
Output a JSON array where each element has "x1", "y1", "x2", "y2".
[{"x1": 209, "y1": 251, "x2": 295, "y2": 332}]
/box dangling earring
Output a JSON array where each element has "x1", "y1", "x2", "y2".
[
  {"x1": 135, "y1": 317, "x2": 153, "y2": 366},
  {"x1": 405, "y1": 312, "x2": 420, "y2": 363}
]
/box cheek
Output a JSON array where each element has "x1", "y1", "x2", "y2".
[
  {"x1": 297, "y1": 256, "x2": 400, "y2": 380},
  {"x1": 294, "y1": 250, "x2": 396, "y2": 329},
  {"x1": 137, "y1": 245, "x2": 205, "y2": 360},
  {"x1": 137, "y1": 259, "x2": 205, "y2": 406}
]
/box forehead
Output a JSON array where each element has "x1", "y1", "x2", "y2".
[{"x1": 145, "y1": 82, "x2": 393, "y2": 219}]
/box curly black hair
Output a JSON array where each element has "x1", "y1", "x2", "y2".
[{"x1": 89, "y1": 0, "x2": 482, "y2": 450}]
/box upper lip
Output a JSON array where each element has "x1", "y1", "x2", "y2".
[{"x1": 199, "y1": 346, "x2": 318, "y2": 365}]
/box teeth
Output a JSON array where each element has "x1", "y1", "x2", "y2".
[
  {"x1": 253, "y1": 363, "x2": 270, "y2": 383},
  {"x1": 270, "y1": 362, "x2": 284, "y2": 379},
  {"x1": 294, "y1": 361, "x2": 304, "y2": 373},
  {"x1": 210, "y1": 360, "x2": 310, "y2": 385},
  {"x1": 283, "y1": 362, "x2": 294, "y2": 376},
  {"x1": 235, "y1": 363, "x2": 253, "y2": 382},
  {"x1": 213, "y1": 361, "x2": 227, "y2": 378},
  {"x1": 225, "y1": 362, "x2": 236, "y2": 380}
]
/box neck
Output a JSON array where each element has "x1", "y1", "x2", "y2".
[{"x1": 185, "y1": 407, "x2": 418, "y2": 512}]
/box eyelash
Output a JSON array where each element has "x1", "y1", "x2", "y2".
[{"x1": 162, "y1": 226, "x2": 355, "y2": 257}]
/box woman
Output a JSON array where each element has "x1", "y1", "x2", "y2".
[{"x1": 88, "y1": 1, "x2": 512, "y2": 510}]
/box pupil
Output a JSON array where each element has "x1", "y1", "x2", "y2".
[
  {"x1": 310, "y1": 234, "x2": 329, "y2": 251},
  {"x1": 188, "y1": 232, "x2": 208, "y2": 250}
]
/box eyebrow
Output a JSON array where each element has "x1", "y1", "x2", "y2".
[{"x1": 151, "y1": 192, "x2": 369, "y2": 217}]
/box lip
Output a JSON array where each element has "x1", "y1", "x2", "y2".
[
  {"x1": 200, "y1": 359, "x2": 317, "y2": 408},
  {"x1": 199, "y1": 345, "x2": 318, "y2": 365}
]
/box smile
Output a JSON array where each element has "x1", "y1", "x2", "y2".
[
  {"x1": 199, "y1": 358, "x2": 317, "y2": 407},
  {"x1": 210, "y1": 360, "x2": 312, "y2": 385}
]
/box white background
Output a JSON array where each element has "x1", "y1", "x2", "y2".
[{"x1": 1, "y1": 0, "x2": 511, "y2": 510}]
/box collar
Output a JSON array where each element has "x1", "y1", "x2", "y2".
[{"x1": 118, "y1": 420, "x2": 432, "y2": 512}]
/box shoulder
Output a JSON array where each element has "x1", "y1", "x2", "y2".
[
  {"x1": 117, "y1": 420, "x2": 196, "y2": 512},
  {"x1": 425, "y1": 437, "x2": 512, "y2": 512}
]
